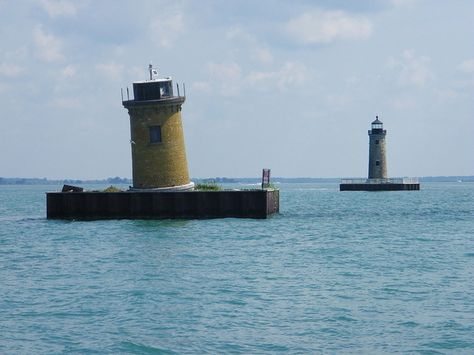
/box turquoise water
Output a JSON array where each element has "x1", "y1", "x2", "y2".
[{"x1": 1, "y1": 182, "x2": 473, "y2": 354}]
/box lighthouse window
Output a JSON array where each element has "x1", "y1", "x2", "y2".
[
  {"x1": 376, "y1": 161, "x2": 380, "y2": 166},
  {"x1": 375, "y1": 140, "x2": 379, "y2": 144},
  {"x1": 149, "y1": 126, "x2": 162, "y2": 143}
]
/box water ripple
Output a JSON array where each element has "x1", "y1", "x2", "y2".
[{"x1": 0, "y1": 182, "x2": 473, "y2": 353}]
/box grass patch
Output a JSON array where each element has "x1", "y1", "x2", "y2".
[
  {"x1": 195, "y1": 182, "x2": 221, "y2": 191},
  {"x1": 103, "y1": 185, "x2": 123, "y2": 192},
  {"x1": 264, "y1": 183, "x2": 278, "y2": 190}
]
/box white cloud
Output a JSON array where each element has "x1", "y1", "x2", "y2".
[
  {"x1": 205, "y1": 60, "x2": 309, "y2": 96},
  {"x1": 247, "y1": 61, "x2": 309, "y2": 90},
  {"x1": 128, "y1": 66, "x2": 147, "y2": 81},
  {"x1": 61, "y1": 64, "x2": 76, "y2": 78},
  {"x1": 50, "y1": 97, "x2": 80, "y2": 109},
  {"x1": 435, "y1": 88, "x2": 460, "y2": 101},
  {"x1": 208, "y1": 62, "x2": 242, "y2": 81},
  {"x1": 191, "y1": 81, "x2": 211, "y2": 93},
  {"x1": 388, "y1": 50, "x2": 433, "y2": 87},
  {"x1": 285, "y1": 9, "x2": 372, "y2": 44},
  {"x1": 95, "y1": 62, "x2": 124, "y2": 81},
  {"x1": 149, "y1": 12, "x2": 185, "y2": 47},
  {"x1": 253, "y1": 47, "x2": 273, "y2": 64},
  {"x1": 389, "y1": 95, "x2": 417, "y2": 109},
  {"x1": 275, "y1": 62, "x2": 308, "y2": 88},
  {"x1": 39, "y1": 0, "x2": 76, "y2": 18},
  {"x1": 207, "y1": 62, "x2": 242, "y2": 96},
  {"x1": 390, "y1": 0, "x2": 420, "y2": 8},
  {"x1": 33, "y1": 25, "x2": 63, "y2": 62},
  {"x1": 0, "y1": 82, "x2": 8, "y2": 93},
  {"x1": 3, "y1": 47, "x2": 28, "y2": 62},
  {"x1": 0, "y1": 63, "x2": 24, "y2": 77},
  {"x1": 53, "y1": 65, "x2": 79, "y2": 94},
  {"x1": 226, "y1": 26, "x2": 253, "y2": 42},
  {"x1": 459, "y1": 59, "x2": 474, "y2": 73},
  {"x1": 325, "y1": 93, "x2": 352, "y2": 109},
  {"x1": 226, "y1": 26, "x2": 273, "y2": 64},
  {"x1": 345, "y1": 76, "x2": 360, "y2": 85}
]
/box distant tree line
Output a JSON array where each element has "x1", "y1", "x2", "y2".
[
  {"x1": 0, "y1": 177, "x2": 132, "y2": 185},
  {"x1": 0, "y1": 176, "x2": 472, "y2": 185}
]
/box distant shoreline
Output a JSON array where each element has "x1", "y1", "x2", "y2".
[{"x1": 1, "y1": 176, "x2": 473, "y2": 185}]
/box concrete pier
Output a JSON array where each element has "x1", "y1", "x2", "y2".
[
  {"x1": 340, "y1": 178, "x2": 420, "y2": 191},
  {"x1": 46, "y1": 189, "x2": 279, "y2": 220}
]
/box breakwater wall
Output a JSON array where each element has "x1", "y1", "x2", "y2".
[
  {"x1": 46, "y1": 189, "x2": 279, "y2": 220},
  {"x1": 340, "y1": 183, "x2": 420, "y2": 191}
]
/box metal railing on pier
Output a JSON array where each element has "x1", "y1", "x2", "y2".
[{"x1": 341, "y1": 177, "x2": 419, "y2": 184}]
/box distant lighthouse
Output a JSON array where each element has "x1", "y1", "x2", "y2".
[
  {"x1": 339, "y1": 115, "x2": 420, "y2": 191},
  {"x1": 122, "y1": 64, "x2": 194, "y2": 190},
  {"x1": 368, "y1": 116, "x2": 388, "y2": 179}
]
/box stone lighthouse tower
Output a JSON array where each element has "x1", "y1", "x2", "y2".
[
  {"x1": 340, "y1": 115, "x2": 419, "y2": 191},
  {"x1": 122, "y1": 64, "x2": 194, "y2": 190},
  {"x1": 368, "y1": 116, "x2": 387, "y2": 179}
]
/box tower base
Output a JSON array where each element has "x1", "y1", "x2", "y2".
[
  {"x1": 46, "y1": 189, "x2": 279, "y2": 220},
  {"x1": 340, "y1": 178, "x2": 420, "y2": 191},
  {"x1": 129, "y1": 182, "x2": 195, "y2": 192}
]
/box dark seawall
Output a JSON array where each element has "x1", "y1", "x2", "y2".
[
  {"x1": 340, "y1": 183, "x2": 420, "y2": 191},
  {"x1": 46, "y1": 189, "x2": 279, "y2": 220}
]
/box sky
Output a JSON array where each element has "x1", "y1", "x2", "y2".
[{"x1": 0, "y1": 0, "x2": 473, "y2": 179}]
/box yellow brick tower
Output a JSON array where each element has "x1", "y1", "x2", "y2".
[{"x1": 122, "y1": 64, "x2": 194, "y2": 190}]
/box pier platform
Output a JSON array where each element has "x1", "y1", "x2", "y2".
[
  {"x1": 46, "y1": 189, "x2": 279, "y2": 220},
  {"x1": 340, "y1": 178, "x2": 420, "y2": 191}
]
